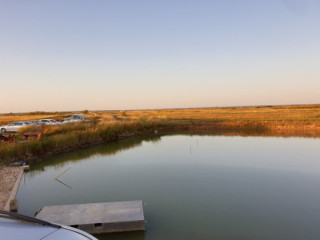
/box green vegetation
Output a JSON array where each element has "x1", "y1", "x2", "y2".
[{"x1": 0, "y1": 121, "x2": 174, "y2": 164}]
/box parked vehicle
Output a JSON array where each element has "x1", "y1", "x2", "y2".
[
  {"x1": 25, "y1": 120, "x2": 41, "y2": 125},
  {"x1": 63, "y1": 114, "x2": 85, "y2": 124},
  {"x1": 39, "y1": 119, "x2": 62, "y2": 125},
  {"x1": 0, "y1": 121, "x2": 29, "y2": 133},
  {"x1": 0, "y1": 210, "x2": 97, "y2": 240}
]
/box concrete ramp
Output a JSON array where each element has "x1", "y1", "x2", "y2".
[{"x1": 35, "y1": 201, "x2": 145, "y2": 234}]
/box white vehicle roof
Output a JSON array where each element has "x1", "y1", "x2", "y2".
[{"x1": 0, "y1": 210, "x2": 97, "y2": 240}]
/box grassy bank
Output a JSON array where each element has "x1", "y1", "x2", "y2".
[
  {"x1": 0, "y1": 121, "x2": 175, "y2": 164},
  {"x1": 1, "y1": 105, "x2": 320, "y2": 165}
]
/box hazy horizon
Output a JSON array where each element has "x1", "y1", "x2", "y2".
[
  {"x1": 1, "y1": 0, "x2": 319, "y2": 112},
  {"x1": 1, "y1": 103, "x2": 320, "y2": 115}
]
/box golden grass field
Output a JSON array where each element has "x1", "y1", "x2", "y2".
[
  {"x1": 85, "y1": 104, "x2": 320, "y2": 132},
  {"x1": 102, "y1": 104, "x2": 320, "y2": 121},
  {"x1": 1, "y1": 104, "x2": 320, "y2": 130}
]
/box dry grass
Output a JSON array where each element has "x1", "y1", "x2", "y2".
[
  {"x1": 95, "y1": 105, "x2": 320, "y2": 132},
  {"x1": 1, "y1": 105, "x2": 320, "y2": 132},
  {"x1": 107, "y1": 105, "x2": 320, "y2": 121}
]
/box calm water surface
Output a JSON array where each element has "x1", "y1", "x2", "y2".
[{"x1": 17, "y1": 135, "x2": 320, "y2": 240}]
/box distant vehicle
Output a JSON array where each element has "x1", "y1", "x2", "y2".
[
  {"x1": 25, "y1": 120, "x2": 41, "y2": 125},
  {"x1": 0, "y1": 210, "x2": 97, "y2": 240},
  {"x1": 0, "y1": 121, "x2": 29, "y2": 133},
  {"x1": 63, "y1": 114, "x2": 85, "y2": 124},
  {"x1": 39, "y1": 119, "x2": 62, "y2": 125}
]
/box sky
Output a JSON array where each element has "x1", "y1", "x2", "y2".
[{"x1": 0, "y1": 0, "x2": 319, "y2": 113}]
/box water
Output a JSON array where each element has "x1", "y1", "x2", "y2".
[{"x1": 17, "y1": 134, "x2": 320, "y2": 240}]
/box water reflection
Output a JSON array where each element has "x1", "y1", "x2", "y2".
[{"x1": 29, "y1": 134, "x2": 163, "y2": 175}]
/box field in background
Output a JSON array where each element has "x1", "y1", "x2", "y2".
[
  {"x1": 99, "y1": 104, "x2": 320, "y2": 121},
  {"x1": 1, "y1": 105, "x2": 320, "y2": 132},
  {"x1": 1, "y1": 105, "x2": 320, "y2": 125},
  {"x1": 104, "y1": 105, "x2": 320, "y2": 134}
]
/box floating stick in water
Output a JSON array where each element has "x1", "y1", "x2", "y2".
[
  {"x1": 55, "y1": 167, "x2": 71, "y2": 180},
  {"x1": 55, "y1": 167, "x2": 72, "y2": 189}
]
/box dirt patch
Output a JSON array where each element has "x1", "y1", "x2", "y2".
[{"x1": 0, "y1": 167, "x2": 21, "y2": 210}]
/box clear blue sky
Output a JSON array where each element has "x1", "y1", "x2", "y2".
[{"x1": 0, "y1": 0, "x2": 319, "y2": 112}]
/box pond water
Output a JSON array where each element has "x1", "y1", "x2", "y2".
[{"x1": 17, "y1": 134, "x2": 320, "y2": 240}]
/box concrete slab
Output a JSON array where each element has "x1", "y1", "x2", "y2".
[{"x1": 35, "y1": 201, "x2": 145, "y2": 234}]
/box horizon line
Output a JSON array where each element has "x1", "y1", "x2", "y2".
[{"x1": 1, "y1": 103, "x2": 320, "y2": 115}]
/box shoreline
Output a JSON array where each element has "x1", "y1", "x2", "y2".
[
  {"x1": 1, "y1": 104, "x2": 320, "y2": 164},
  {"x1": 1, "y1": 120, "x2": 320, "y2": 165}
]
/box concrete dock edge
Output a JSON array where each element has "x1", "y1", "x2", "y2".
[{"x1": 4, "y1": 166, "x2": 25, "y2": 212}]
